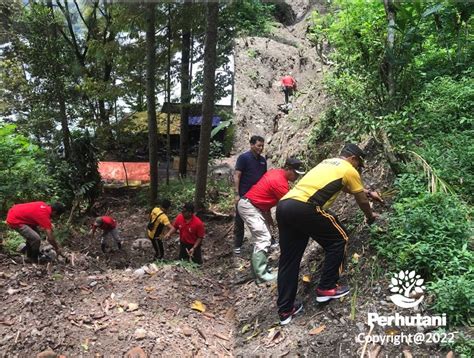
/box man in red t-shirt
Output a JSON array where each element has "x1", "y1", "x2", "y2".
[
  {"x1": 90, "y1": 216, "x2": 122, "y2": 253},
  {"x1": 164, "y1": 202, "x2": 205, "y2": 265},
  {"x1": 237, "y1": 158, "x2": 305, "y2": 282},
  {"x1": 281, "y1": 75, "x2": 297, "y2": 104},
  {"x1": 6, "y1": 201, "x2": 66, "y2": 262}
]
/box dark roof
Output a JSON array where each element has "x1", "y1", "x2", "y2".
[{"x1": 161, "y1": 102, "x2": 232, "y2": 115}]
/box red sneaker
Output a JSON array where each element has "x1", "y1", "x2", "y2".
[
  {"x1": 278, "y1": 302, "x2": 303, "y2": 325},
  {"x1": 316, "y1": 285, "x2": 350, "y2": 302}
]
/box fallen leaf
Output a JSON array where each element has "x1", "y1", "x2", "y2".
[
  {"x1": 241, "y1": 324, "x2": 251, "y2": 334},
  {"x1": 202, "y1": 312, "x2": 215, "y2": 319},
  {"x1": 80, "y1": 338, "x2": 89, "y2": 352},
  {"x1": 125, "y1": 346, "x2": 147, "y2": 358},
  {"x1": 214, "y1": 332, "x2": 230, "y2": 341},
  {"x1": 127, "y1": 303, "x2": 139, "y2": 312},
  {"x1": 309, "y1": 325, "x2": 326, "y2": 335},
  {"x1": 445, "y1": 352, "x2": 454, "y2": 358},
  {"x1": 224, "y1": 307, "x2": 235, "y2": 321},
  {"x1": 267, "y1": 328, "x2": 284, "y2": 344},
  {"x1": 117, "y1": 307, "x2": 124, "y2": 313},
  {"x1": 182, "y1": 327, "x2": 193, "y2": 337},
  {"x1": 144, "y1": 286, "x2": 155, "y2": 292},
  {"x1": 368, "y1": 345, "x2": 382, "y2": 358},
  {"x1": 352, "y1": 253, "x2": 361, "y2": 263},
  {"x1": 302, "y1": 275, "x2": 311, "y2": 283},
  {"x1": 190, "y1": 300, "x2": 206, "y2": 313}
]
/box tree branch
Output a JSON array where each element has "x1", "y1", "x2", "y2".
[{"x1": 56, "y1": 0, "x2": 84, "y2": 66}]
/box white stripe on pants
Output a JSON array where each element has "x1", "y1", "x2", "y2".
[{"x1": 237, "y1": 198, "x2": 272, "y2": 253}]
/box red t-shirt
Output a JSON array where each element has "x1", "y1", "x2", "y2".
[
  {"x1": 173, "y1": 213, "x2": 205, "y2": 245},
  {"x1": 95, "y1": 216, "x2": 117, "y2": 231},
  {"x1": 6, "y1": 201, "x2": 53, "y2": 229},
  {"x1": 281, "y1": 76, "x2": 296, "y2": 88},
  {"x1": 245, "y1": 169, "x2": 289, "y2": 212}
]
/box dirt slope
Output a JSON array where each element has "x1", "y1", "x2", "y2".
[{"x1": 233, "y1": 1, "x2": 329, "y2": 167}]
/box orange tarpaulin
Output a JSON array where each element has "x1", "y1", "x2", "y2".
[{"x1": 98, "y1": 162, "x2": 150, "y2": 182}]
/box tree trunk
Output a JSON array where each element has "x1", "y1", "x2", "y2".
[
  {"x1": 146, "y1": 3, "x2": 158, "y2": 205},
  {"x1": 179, "y1": 0, "x2": 192, "y2": 177},
  {"x1": 381, "y1": 0, "x2": 401, "y2": 174},
  {"x1": 194, "y1": 3, "x2": 218, "y2": 210},
  {"x1": 383, "y1": 0, "x2": 396, "y2": 99},
  {"x1": 166, "y1": 3, "x2": 172, "y2": 185},
  {"x1": 58, "y1": 96, "x2": 71, "y2": 160}
]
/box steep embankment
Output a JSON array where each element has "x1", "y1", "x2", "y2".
[{"x1": 233, "y1": 2, "x2": 329, "y2": 166}]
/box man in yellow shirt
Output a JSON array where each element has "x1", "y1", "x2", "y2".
[
  {"x1": 147, "y1": 199, "x2": 173, "y2": 260},
  {"x1": 276, "y1": 143, "x2": 383, "y2": 325}
]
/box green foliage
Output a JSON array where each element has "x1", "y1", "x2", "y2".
[
  {"x1": 49, "y1": 131, "x2": 102, "y2": 209},
  {"x1": 223, "y1": 0, "x2": 275, "y2": 36},
  {"x1": 2, "y1": 230, "x2": 24, "y2": 255},
  {"x1": 429, "y1": 272, "x2": 474, "y2": 326},
  {"x1": 372, "y1": 174, "x2": 473, "y2": 325},
  {"x1": 444, "y1": 333, "x2": 474, "y2": 358},
  {"x1": 152, "y1": 176, "x2": 233, "y2": 215},
  {"x1": 155, "y1": 178, "x2": 196, "y2": 216},
  {"x1": 0, "y1": 124, "x2": 56, "y2": 213}
]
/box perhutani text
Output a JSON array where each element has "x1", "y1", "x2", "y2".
[{"x1": 368, "y1": 313, "x2": 447, "y2": 327}]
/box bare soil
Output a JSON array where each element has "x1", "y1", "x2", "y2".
[{"x1": 0, "y1": 1, "x2": 461, "y2": 357}]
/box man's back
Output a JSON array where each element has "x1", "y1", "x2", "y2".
[
  {"x1": 281, "y1": 76, "x2": 296, "y2": 88},
  {"x1": 6, "y1": 201, "x2": 52, "y2": 229}
]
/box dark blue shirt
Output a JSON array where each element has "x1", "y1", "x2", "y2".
[{"x1": 235, "y1": 150, "x2": 267, "y2": 196}]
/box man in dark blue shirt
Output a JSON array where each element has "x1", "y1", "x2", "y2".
[{"x1": 233, "y1": 135, "x2": 267, "y2": 254}]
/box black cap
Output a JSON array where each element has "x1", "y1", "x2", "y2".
[
  {"x1": 341, "y1": 143, "x2": 366, "y2": 166},
  {"x1": 284, "y1": 158, "x2": 305, "y2": 175}
]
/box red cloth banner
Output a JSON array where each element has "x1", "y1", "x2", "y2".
[{"x1": 98, "y1": 162, "x2": 150, "y2": 182}]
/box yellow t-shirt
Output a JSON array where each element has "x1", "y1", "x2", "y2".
[
  {"x1": 147, "y1": 207, "x2": 171, "y2": 239},
  {"x1": 281, "y1": 157, "x2": 364, "y2": 209}
]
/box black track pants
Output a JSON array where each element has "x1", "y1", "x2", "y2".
[{"x1": 276, "y1": 199, "x2": 348, "y2": 313}]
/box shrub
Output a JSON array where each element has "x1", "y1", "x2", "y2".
[
  {"x1": 3, "y1": 230, "x2": 24, "y2": 255},
  {"x1": 429, "y1": 272, "x2": 474, "y2": 326},
  {"x1": 0, "y1": 124, "x2": 57, "y2": 214}
]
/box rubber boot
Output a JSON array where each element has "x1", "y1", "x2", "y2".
[{"x1": 251, "y1": 251, "x2": 277, "y2": 284}]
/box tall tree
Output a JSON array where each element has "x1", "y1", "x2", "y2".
[
  {"x1": 146, "y1": 3, "x2": 158, "y2": 205},
  {"x1": 178, "y1": 0, "x2": 192, "y2": 178},
  {"x1": 194, "y1": 2, "x2": 218, "y2": 210}
]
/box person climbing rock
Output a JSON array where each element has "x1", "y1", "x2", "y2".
[
  {"x1": 276, "y1": 143, "x2": 384, "y2": 325},
  {"x1": 237, "y1": 158, "x2": 305, "y2": 283},
  {"x1": 6, "y1": 201, "x2": 66, "y2": 263},
  {"x1": 147, "y1": 199, "x2": 173, "y2": 260},
  {"x1": 233, "y1": 135, "x2": 267, "y2": 255},
  {"x1": 90, "y1": 216, "x2": 123, "y2": 253},
  {"x1": 164, "y1": 202, "x2": 205, "y2": 265},
  {"x1": 281, "y1": 74, "x2": 297, "y2": 104}
]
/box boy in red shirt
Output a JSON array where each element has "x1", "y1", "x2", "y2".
[
  {"x1": 90, "y1": 216, "x2": 122, "y2": 253},
  {"x1": 164, "y1": 202, "x2": 205, "y2": 265},
  {"x1": 237, "y1": 158, "x2": 305, "y2": 282},
  {"x1": 6, "y1": 201, "x2": 66, "y2": 263}
]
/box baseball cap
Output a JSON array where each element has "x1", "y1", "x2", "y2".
[
  {"x1": 284, "y1": 158, "x2": 305, "y2": 175},
  {"x1": 341, "y1": 143, "x2": 366, "y2": 167}
]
